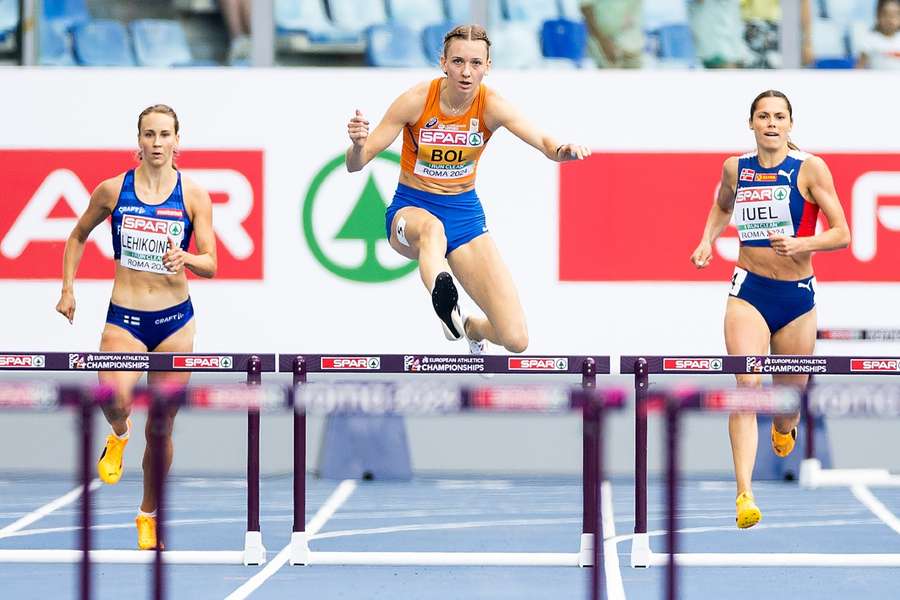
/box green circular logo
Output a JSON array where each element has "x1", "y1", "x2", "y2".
[
  {"x1": 774, "y1": 187, "x2": 788, "y2": 201},
  {"x1": 169, "y1": 222, "x2": 183, "y2": 236},
  {"x1": 469, "y1": 132, "x2": 483, "y2": 146},
  {"x1": 302, "y1": 152, "x2": 417, "y2": 283}
]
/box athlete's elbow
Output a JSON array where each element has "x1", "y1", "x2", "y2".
[{"x1": 836, "y1": 227, "x2": 851, "y2": 249}]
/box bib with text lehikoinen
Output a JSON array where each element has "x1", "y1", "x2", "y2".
[{"x1": 119, "y1": 214, "x2": 185, "y2": 274}]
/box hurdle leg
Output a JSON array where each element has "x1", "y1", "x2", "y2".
[
  {"x1": 579, "y1": 358, "x2": 598, "y2": 567},
  {"x1": 630, "y1": 358, "x2": 651, "y2": 568},
  {"x1": 79, "y1": 389, "x2": 93, "y2": 600},
  {"x1": 243, "y1": 356, "x2": 267, "y2": 565},
  {"x1": 290, "y1": 356, "x2": 310, "y2": 566}
]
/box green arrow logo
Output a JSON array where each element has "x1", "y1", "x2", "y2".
[{"x1": 302, "y1": 152, "x2": 417, "y2": 283}]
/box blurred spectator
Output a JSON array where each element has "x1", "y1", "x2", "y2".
[
  {"x1": 688, "y1": 0, "x2": 751, "y2": 68},
  {"x1": 856, "y1": 0, "x2": 900, "y2": 69},
  {"x1": 741, "y1": 0, "x2": 780, "y2": 67},
  {"x1": 580, "y1": 0, "x2": 644, "y2": 68},
  {"x1": 220, "y1": 0, "x2": 251, "y2": 64}
]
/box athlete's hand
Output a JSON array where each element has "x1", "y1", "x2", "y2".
[
  {"x1": 163, "y1": 236, "x2": 185, "y2": 273},
  {"x1": 769, "y1": 234, "x2": 806, "y2": 257},
  {"x1": 56, "y1": 291, "x2": 76, "y2": 324},
  {"x1": 690, "y1": 240, "x2": 713, "y2": 269},
  {"x1": 556, "y1": 143, "x2": 591, "y2": 161},
  {"x1": 348, "y1": 109, "x2": 369, "y2": 148}
]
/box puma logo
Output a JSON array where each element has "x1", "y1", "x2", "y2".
[
  {"x1": 797, "y1": 280, "x2": 813, "y2": 292},
  {"x1": 778, "y1": 169, "x2": 794, "y2": 184}
]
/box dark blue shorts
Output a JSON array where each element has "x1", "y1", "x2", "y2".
[
  {"x1": 385, "y1": 183, "x2": 488, "y2": 256},
  {"x1": 106, "y1": 297, "x2": 194, "y2": 351},
  {"x1": 729, "y1": 267, "x2": 816, "y2": 334}
]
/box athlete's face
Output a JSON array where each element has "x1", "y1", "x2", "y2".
[
  {"x1": 877, "y1": 1, "x2": 900, "y2": 36},
  {"x1": 138, "y1": 112, "x2": 179, "y2": 168},
  {"x1": 749, "y1": 97, "x2": 792, "y2": 152},
  {"x1": 441, "y1": 39, "x2": 490, "y2": 95}
]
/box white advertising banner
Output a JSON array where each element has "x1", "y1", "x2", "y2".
[{"x1": 1, "y1": 69, "x2": 898, "y2": 359}]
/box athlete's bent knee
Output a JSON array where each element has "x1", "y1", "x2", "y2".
[
  {"x1": 735, "y1": 374, "x2": 762, "y2": 388},
  {"x1": 419, "y1": 219, "x2": 446, "y2": 246},
  {"x1": 501, "y1": 330, "x2": 529, "y2": 354}
]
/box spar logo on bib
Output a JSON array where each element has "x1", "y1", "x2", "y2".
[
  {"x1": 303, "y1": 152, "x2": 416, "y2": 283},
  {"x1": 172, "y1": 355, "x2": 234, "y2": 370},
  {"x1": 850, "y1": 358, "x2": 900, "y2": 372},
  {"x1": 320, "y1": 357, "x2": 381, "y2": 370},
  {"x1": 663, "y1": 358, "x2": 723, "y2": 371},
  {"x1": 0, "y1": 354, "x2": 45, "y2": 368},
  {"x1": 508, "y1": 357, "x2": 569, "y2": 371},
  {"x1": 735, "y1": 186, "x2": 790, "y2": 203}
]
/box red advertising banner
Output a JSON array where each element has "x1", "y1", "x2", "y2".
[
  {"x1": 0, "y1": 150, "x2": 263, "y2": 279},
  {"x1": 559, "y1": 153, "x2": 900, "y2": 282}
]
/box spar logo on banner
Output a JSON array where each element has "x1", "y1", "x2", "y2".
[
  {"x1": 302, "y1": 152, "x2": 416, "y2": 283},
  {"x1": 0, "y1": 150, "x2": 263, "y2": 279},
  {"x1": 850, "y1": 358, "x2": 900, "y2": 372},
  {"x1": 172, "y1": 355, "x2": 234, "y2": 369},
  {"x1": 663, "y1": 358, "x2": 723, "y2": 371},
  {"x1": 559, "y1": 153, "x2": 900, "y2": 281},
  {"x1": 0, "y1": 354, "x2": 45, "y2": 368},
  {"x1": 320, "y1": 357, "x2": 381, "y2": 370},
  {"x1": 508, "y1": 357, "x2": 569, "y2": 371}
]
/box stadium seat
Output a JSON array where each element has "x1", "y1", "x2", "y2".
[
  {"x1": 643, "y1": 0, "x2": 689, "y2": 30},
  {"x1": 422, "y1": 22, "x2": 451, "y2": 65},
  {"x1": 444, "y1": 0, "x2": 503, "y2": 25},
  {"x1": 39, "y1": 21, "x2": 76, "y2": 65},
  {"x1": 43, "y1": 0, "x2": 90, "y2": 31},
  {"x1": 365, "y1": 23, "x2": 429, "y2": 67},
  {"x1": 329, "y1": 0, "x2": 388, "y2": 35},
  {"x1": 387, "y1": 0, "x2": 445, "y2": 31},
  {"x1": 657, "y1": 23, "x2": 697, "y2": 66},
  {"x1": 489, "y1": 22, "x2": 542, "y2": 68},
  {"x1": 73, "y1": 19, "x2": 135, "y2": 66},
  {"x1": 541, "y1": 18, "x2": 586, "y2": 64},
  {"x1": 504, "y1": 0, "x2": 560, "y2": 25},
  {"x1": 0, "y1": 0, "x2": 17, "y2": 41},
  {"x1": 130, "y1": 19, "x2": 193, "y2": 67},
  {"x1": 274, "y1": 0, "x2": 361, "y2": 45}
]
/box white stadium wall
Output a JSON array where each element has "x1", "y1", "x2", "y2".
[{"x1": 1, "y1": 69, "x2": 899, "y2": 475}]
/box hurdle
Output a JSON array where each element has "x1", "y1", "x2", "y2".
[
  {"x1": 661, "y1": 384, "x2": 900, "y2": 600},
  {"x1": 0, "y1": 352, "x2": 277, "y2": 566},
  {"x1": 278, "y1": 353, "x2": 612, "y2": 570},
  {"x1": 620, "y1": 354, "x2": 900, "y2": 568}
]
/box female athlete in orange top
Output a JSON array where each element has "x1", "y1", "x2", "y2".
[{"x1": 345, "y1": 24, "x2": 589, "y2": 353}]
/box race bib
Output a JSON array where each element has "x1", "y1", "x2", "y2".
[
  {"x1": 733, "y1": 185, "x2": 794, "y2": 242},
  {"x1": 119, "y1": 215, "x2": 184, "y2": 274},
  {"x1": 414, "y1": 128, "x2": 484, "y2": 180}
]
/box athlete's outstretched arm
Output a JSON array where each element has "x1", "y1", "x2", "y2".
[
  {"x1": 769, "y1": 156, "x2": 850, "y2": 257},
  {"x1": 56, "y1": 178, "x2": 118, "y2": 323},
  {"x1": 691, "y1": 157, "x2": 738, "y2": 269},
  {"x1": 167, "y1": 180, "x2": 217, "y2": 278},
  {"x1": 484, "y1": 92, "x2": 590, "y2": 161},
  {"x1": 345, "y1": 84, "x2": 427, "y2": 172}
]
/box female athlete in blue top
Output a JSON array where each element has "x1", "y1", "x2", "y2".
[
  {"x1": 56, "y1": 105, "x2": 217, "y2": 549},
  {"x1": 690, "y1": 90, "x2": 850, "y2": 528}
]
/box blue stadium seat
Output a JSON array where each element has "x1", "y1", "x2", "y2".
[
  {"x1": 73, "y1": 19, "x2": 135, "y2": 66},
  {"x1": 643, "y1": 0, "x2": 689, "y2": 30},
  {"x1": 444, "y1": 0, "x2": 502, "y2": 25},
  {"x1": 43, "y1": 0, "x2": 90, "y2": 31},
  {"x1": 0, "y1": 0, "x2": 17, "y2": 41},
  {"x1": 387, "y1": 0, "x2": 445, "y2": 31},
  {"x1": 329, "y1": 0, "x2": 388, "y2": 35},
  {"x1": 365, "y1": 23, "x2": 429, "y2": 67},
  {"x1": 541, "y1": 18, "x2": 586, "y2": 63},
  {"x1": 504, "y1": 0, "x2": 560, "y2": 25},
  {"x1": 657, "y1": 23, "x2": 697, "y2": 66},
  {"x1": 489, "y1": 22, "x2": 542, "y2": 68},
  {"x1": 130, "y1": 19, "x2": 193, "y2": 67},
  {"x1": 275, "y1": 0, "x2": 361, "y2": 44},
  {"x1": 39, "y1": 21, "x2": 76, "y2": 65},
  {"x1": 422, "y1": 22, "x2": 451, "y2": 65}
]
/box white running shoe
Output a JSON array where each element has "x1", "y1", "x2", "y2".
[{"x1": 463, "y1": 316, "x2": 493, "y2": 378}]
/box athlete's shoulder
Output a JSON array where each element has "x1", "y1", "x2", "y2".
[
  {"x1": 399, "y1": 80, "x2": 433, "y2": 103},
  {"x1": 179, "y1": 172, "x2": 211, "y2": 206},
  {"x1": 92, "y1": 172, "x2": 127, "y2": 205}
]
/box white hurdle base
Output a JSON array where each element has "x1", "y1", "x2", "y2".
[
  {"x1": 307, "y1": 552, "x2": 581, "y2": 566},
  {"x1": 289, "y1": 531, "x2": 310, "y2": 566},
  {"x1": 578, "y1": 533, "x2": 593, "y2": 567},
  {"x1": 645, "y1": 552, "x2": 900, "y2": 567},
  {"x1": 242, "y1": 531, "x2": 267, "y2": 565},
  {"x1": 0, "y1": 550, "x2": 246, "y2": 564},
  {"x1": 629, "y1": 532, "x2": 652, "y2": 568},
  {"x1": 800, "y1": 459, "x2": 900, "y2": 488}
]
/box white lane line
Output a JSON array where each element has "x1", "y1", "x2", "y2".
[
  {"x1": 223, "y1": 480, "x2": 356, "y2": 600},
  {"x1": 0, "y1": 480, "x2": 102, "y2": 539},
  {"x1": 851, "y1": 485, "x2": 900, "y2": 535},
  {"x1": 311, "y1": 517, "x2": 580, "y2": 541},
  {"x1": 601, "y1": 481, "x2": 626, "y2": 600}
]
